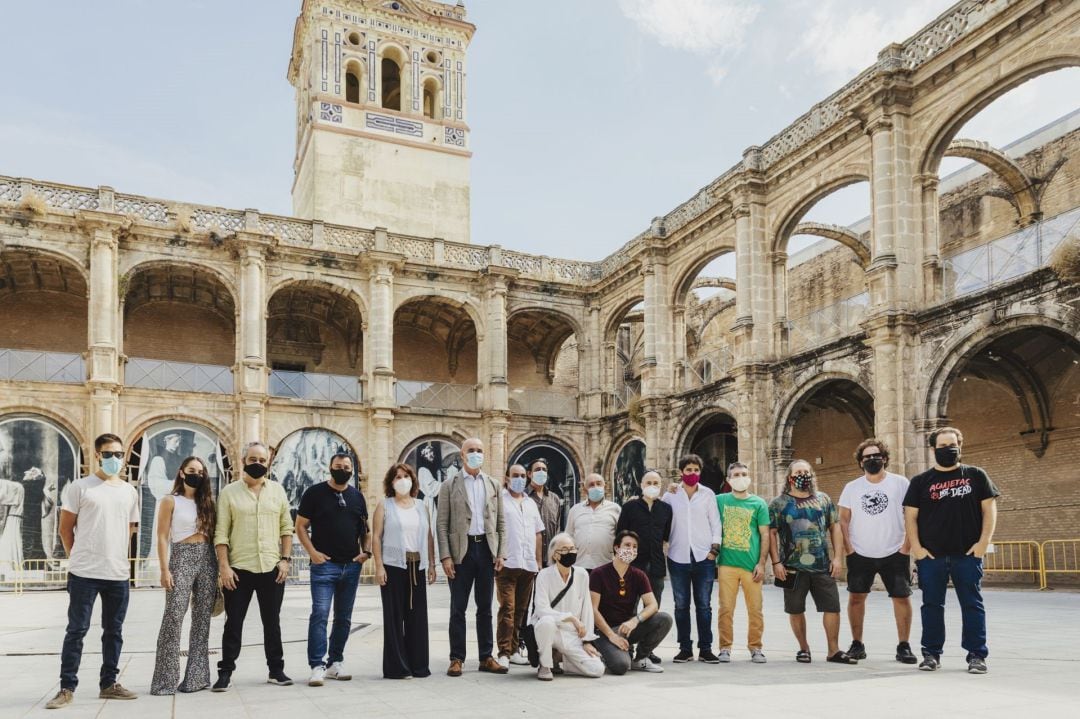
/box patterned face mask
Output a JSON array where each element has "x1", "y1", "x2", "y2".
[
  {"x1": 616, "y1": 547, "x2": 637, "y2": 564},
  {"x1": 791, "y1": 473, "x2": 813, "y2": 491}
]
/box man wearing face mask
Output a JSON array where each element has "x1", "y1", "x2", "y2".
[
  {"x1": 213, "y1": 441, "x2": 295, "y2": 691},
  {"x1": 904, "y1": 427, "x2": 999, "y2": 675},
  {"x1": 437, "y1": 437, "x2": 508, "y2": 677},
  {"x1": 769, "y1": 460, "x2": 854, "y2": 665},
  {"x1": 566, "y1": 474, "x2": 621, "y2": 572},
  {"x1": 295, "y1": 453, "x2": 370, "y2": 686},
  {"x1": 526, "y1": 458, "x2": 562, "y2": 567},
  {"x1": 839, "y1": 439, "x2": 916, "y2": 665},
  {"x1": 715, "y1": 462, "x2": 770, "y2": 664},
  {"x1": 663, "y1": 454, "x2": 723, "y2": 664},
  {"x1": 495, "y1": 464, "x2": 545, "y2": 669},
  {"x1": 47, "y1": 434, "x2": 140, "y2": 710}
]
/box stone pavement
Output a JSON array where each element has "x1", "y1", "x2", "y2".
[{"x1": 1, "y1": 583, "x2": 1076, "y2": 718}]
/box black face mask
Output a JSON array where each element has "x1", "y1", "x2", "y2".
[
  {"x1": 183, "y1": 472, "x2": 205, "y2": 490},
  {"x1": 244, "y1": 462, "x2": 268, "y2": 479},
  {"x1": 329, "y1": 468, "x2": 352, "y2": 485},
  {"x1": 934, "y1": 446, "x2": 961, "y2": 468},
  {"x1": 556, "y1": 551, "x2": 578, "y2": 568},
  {"x1": 862, "y1": 458, "x2": 885, "y2": 475}
]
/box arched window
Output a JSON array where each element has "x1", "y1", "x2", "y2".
[
  {"x1": 345, "y1": 63, "x2": 361, "y2": 104},
  {"x1": 423, "y1": 78, "x2": 438, "y2": 119},
  {"x1": 382, "y1": 57, "x2": 401, "y2": 111}
]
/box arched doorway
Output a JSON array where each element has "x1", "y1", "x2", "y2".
[
  {"x1": 508, "y1": 439, "x2": 581, "y2": 526},
  {"x1": 270, "y1": 428, "x2": 358, "y2": 520},
  {"x1": 682, "y1": 413, "x2": 738, "y2": 494},
  {"x1": 611, "y1": 438, "x2": 646, "y2": 504},
  {"x1": 0, "y1": 414, "x2": 82, "y2": 574},
  {"x1": 399, "y1": 435, "x2": 463, "y2": 540}
]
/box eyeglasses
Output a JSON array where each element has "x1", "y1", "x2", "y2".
[
  {"x1": 861, "y1": 453, "x2": 885, "y2": 461},
  {"x1": 100, "y1": 451, "x2": 124, "y2": 459},
  {"x1": 336, "y1": 492, "x2": 347, "y2": 509}
]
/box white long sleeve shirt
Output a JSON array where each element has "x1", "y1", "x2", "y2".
[
  {"x1": 529, "y1": 565, "x2": 596, "y2": 641},
  {"x1": 501, "y1": 489, "x2": 544, "y2": 571},
  {"x1": 662, "y1": 484, "x2": 723, "y2": 564}
]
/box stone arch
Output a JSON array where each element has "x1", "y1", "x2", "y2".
[
  {"x1": 772, "y1": 173, "x2": 871, "y2": 256},
  {"x1": 266, "y1": 278, "x2": 366, "y2": 373},
  {"x1": 603, "y1": 295, "x2": 645, "y2": 344},
  {"x1": 0, "y1": 245, "x2": 90, "y2": 354},
  {"x1": 120, "y1": 258, "x2": 239, "y2": 309},
  {"x1": 773, "y1": 370, "x2": 873, "y2": 452},
  {"x1": 0, "y1": 243, "x2": 90, "y2": 285},
  {"x1": 919, "y1": 55, "x2": 1080, "y2": 177},
  {"x1": 268, "y1": 426, "x2": 359, "y2": 507},
  {"x1": 506, "y1": 306, "x2": 584, "y2": 387},
  {"x1": 677, "y1": 400, "x2": 740, "y2": 456},
  {"x1": 669, "y1": 243, "x2": 737, "y2": 308},
  {"x1": 123, "y1": 412, "x2": 236, "y2": 466},
  {"x1": 790, "y1": 222, "x2": 871, "y2": 267},
  {"x1": 676, "y1": 402, "x2": 740, "y2": 492},
  {"x1": 508, "y1": 434, "x2": 584, "y2": 511},
  {"x1": 0, "y1": 409, "x2": 86, "y2": 460},
  {"x1": 393, "y1": 294, "x2": 481, "y2": 382},
  {"x1": 394, "y1": 291, "x2": 484, "y2": 335}
]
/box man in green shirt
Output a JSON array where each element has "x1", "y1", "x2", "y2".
[
  {"x1": 213, "y1": 441, "x2": 295, "y2": 691},
  {"x1": 715, "y1": 462, "x2": 770, "y2": 663}
]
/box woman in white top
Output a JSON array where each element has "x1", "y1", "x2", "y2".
[
  {"x1": 150, "y1": 457, "x2": 219, "y2": 694},
  {"x1": 371, "y1": 463, "x2": 436, "y2": 679},
  {"x1": 530, "y1": 532, "x2": 605, "y2": 680}
]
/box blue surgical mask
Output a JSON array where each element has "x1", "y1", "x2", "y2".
[
  {"x1": 587, "y1": 487, "x2": 604, "y2": 503},
  {"x1": 466, "y1": 452, "x2": 484, "y2": 470},
  {"x1": 101, "y1": 456, "x2": 123, "y2": 476},
  {"x1": 509, "y1": 476, "x2": 527, "y2": 494},
  {"x1": 531, "y1": 470, "x2": 548, "y2": 486}
]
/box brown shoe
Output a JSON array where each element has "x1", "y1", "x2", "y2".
[
  {"x1": 447, "y1": 659, "x2": 464, "y2": 677},
  {"x1": 98, "y1": 683, "x2": 137, "y2": 700},
  {"x1": 479, "y1": 656, "x2": 509, "y2": 674},
  {"x1": 46, "y1": 689, "x2": 73, "y2": 709}
]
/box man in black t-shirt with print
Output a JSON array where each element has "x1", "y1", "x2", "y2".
[
  {"x1": 904, "y1": 426, "x2": 1000, "y2": 675},
  {"x1": 295, "y1": 453, "x2": 370, "y2": 686}
]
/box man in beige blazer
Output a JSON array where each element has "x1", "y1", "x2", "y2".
[{"x1": 437, "y1": 437, "x2": 507, "y2": 677}]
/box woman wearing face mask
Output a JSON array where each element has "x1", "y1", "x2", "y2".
[
  {"x1": 371, "y1": 463, "x2": 436, "y2": 679},
  {"x1": 150, "y1": 457, "x2": 219, "y2": 694}
]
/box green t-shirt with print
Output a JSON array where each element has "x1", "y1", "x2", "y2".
[{"x1": 715, "y1": 493, "x2": 770, "y2": 572}]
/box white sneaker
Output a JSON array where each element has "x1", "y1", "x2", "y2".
[
  {"x1": 325, "y1": 662, "x2": 352, "y2": 680},
  {"x1": 632, "y1": 658, "x2": 664, "y2": 673},
  {"x1": 308, "y1": 665, "x2": 326, "y2": 687},
  {"x1": 510, "y1": 647, "x2": 531, "y2": 666},
  {"x1": 496, "y1": 654, "x2": 511, "y2": 670},
  {"x1": 718, "y1": 649, "x2": 732, "y2": 663},
  {"x1": 751, "y1": 649, "x2": 767, "y2": 664}
]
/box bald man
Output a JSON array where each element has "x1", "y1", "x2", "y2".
[
  {"x1": 565, "y1": 474, "x2": 621, "y2": 572},
  {"x1": 616, "y1": 471, "x2": 673, "y2": 607}
]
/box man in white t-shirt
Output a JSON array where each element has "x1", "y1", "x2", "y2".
[
  {"x1": 47, "y1": 433, "x2": 140, "y2": 710},
  {"x1": 495, "y1": 464, "x2": 545, "y2": 668},
  {"x1": 838, "y1": 438, "x2": 916, "y2": 665}
]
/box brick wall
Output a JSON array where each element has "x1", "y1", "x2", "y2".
[
  {"x1": 123, "y1": 302, "x2": 234, "y2": 365},
  {"x1": 392, "y1": 326, "x2": 477, "y2": 383},
  {"x1": 0, "y1": 292, "x2": 86, "y2": 352}
]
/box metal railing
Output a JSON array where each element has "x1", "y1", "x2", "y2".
[
  {"x1": 982, "y1": 541, "x2": 1045, "y2": 588},
  {"x1": 0, "y1": 348, "x2": 85, "y2": 384},
  {"x1": 509, "y1": 388, "x2": 578, "y2": 418},
  {"x1": 944, "y1": 206, "x2": 1080, "y2": 298},
  {"x1": 1040, "y1": 539, "x2": 1080, "y2": 589},
  {"x1": 608, "y1": 384, "x2": 640, "y2": 412},
  {"x1": 125, "y1": 357, "x2": 234, "y2": 394},
  {"x1": 685, "y1": 347, "x2": 734, "y2": 388},
  {"x1": 395, "y1": 380, "x2": 477, "y2": 411},
  {"x1": 269, "y1": 370, "x2": 362, "y2": 403},
  {"x1": 787, "y1": 292, "x2": 869, "y2": 353}
]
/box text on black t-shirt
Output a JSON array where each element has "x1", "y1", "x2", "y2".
[{"x1": 902, "y1": 464, "x2": 1000, "y2": 556}]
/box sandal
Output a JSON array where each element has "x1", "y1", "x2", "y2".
[
  {"x1": 827, "y1": 651, "x2": 858, "y2": 664},
  {"x1": 796, "y1": 650, "x2": 811, "y2": 663}
]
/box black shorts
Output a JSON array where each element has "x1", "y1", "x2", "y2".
[
  {"x1": 845, "y1": 551, "x2": 912, "y2": 597},
  {"x1": 782, "y1": 571, "x2": 840, "y2": 614}
]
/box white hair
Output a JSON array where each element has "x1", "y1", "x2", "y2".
[{"x1": 548, "y1": 532, "x2": 574, "y2": 558}]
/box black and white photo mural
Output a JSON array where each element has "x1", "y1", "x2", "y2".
[
  {"x1": 613, "y1": 439, "x2": 647, "y2": 504},
  {"x1": 508, "y1": 439, "x2": 580, "y2": 527},
  {"x1": 0, "y1": 415, "x2": 82, "y2": 579},
  {"x1": 400, "y1": 436, "x2": 462, "y2": 540},
  {"x1": 270, "y1": 428, "x2": 357, "y2": 522},
  {"x1": 127, "y1": 420, "x2": 230, "y2": 575}
]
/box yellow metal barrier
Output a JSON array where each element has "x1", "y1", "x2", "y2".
[
  {"x1": 1041, "y1": 539, "x2": 1080, "y2": 589},
  {"x1": 982, "y1": 541, "x2": 1045, "y2": 589},
  {"x1": 17, "y1": 559, "x2": 70, "y2": 594}
]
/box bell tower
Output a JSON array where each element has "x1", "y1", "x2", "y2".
[{"x1": 288, "y1": 0, "x2": 474, "y2": 244}]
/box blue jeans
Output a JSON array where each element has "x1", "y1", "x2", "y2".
[
  {"x1": 60, "y1": 573, "x2": 130, "y2": 691},
  {"x1": 307, "y1": 561, "x2": 361, "y2": 668},
  {"x1": 916, "y1": 555, "x2": 988, "y2": 659},
  {"x1": 667, "y1": 557, "x2": 715, "y2": 652}
]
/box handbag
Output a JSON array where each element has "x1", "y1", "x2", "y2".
[
  {"x1": 520, "y1": 568, "x2": 575, "y2": 668},
  {"x1": 212, "y1": 586, "x2": 226, "y2": 617}
]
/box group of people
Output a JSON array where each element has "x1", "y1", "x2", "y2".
[{"x1": 44, "y1": 426, "x2": 999, "y2": 709}]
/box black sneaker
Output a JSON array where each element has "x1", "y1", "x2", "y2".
[
  {"x1": 698, "y1": 650, "x2": 721, "y2": 664},
  {"x1": 847, "y1": 640, "x2": 867, "y2": 660},
  {"x1": 648, "y1": 653, "x2": 662, "y2": 665},
  {"x1": 672, "y1": 650, "x2": 694, "y2": 663},
  {"x1": 967, "y1": 656, "x2": 988, "y2": 674},
  {"x1": 267, "y1": 670, "x2": 293, "y2": 686},
  {"x1": 896, "y1": 642, "x2": 918, "y2": 664},
  {"x1": 211, "y1": 673, "x2": 232, "y2": 692},
  {"x1": 919, "y1": 655, "x2": 940, "y2": 672}
]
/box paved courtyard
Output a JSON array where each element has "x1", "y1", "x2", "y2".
[{"x1": 0, "y1": 583, "x2": 1076, "y2": 718}]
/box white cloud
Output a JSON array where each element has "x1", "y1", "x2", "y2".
[{"x1": 618, "y1": 0, "x2": 760, "y2": 84}]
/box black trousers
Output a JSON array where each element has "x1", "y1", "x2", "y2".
[
  {"x1": 218, "y1": 568, "x2": 285, "y2": 674},
  {"x1": 381, "y1": 561, "x2": 430, "y2": 678},
  {"x1": 448, "y1": 540, "x2": 495, "y2": 662}
]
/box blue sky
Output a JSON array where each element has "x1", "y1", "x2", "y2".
[{"x1": 1, "y1": 1, "x2": 1077, "y2": 262}]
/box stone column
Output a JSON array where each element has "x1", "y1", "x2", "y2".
[
  {"x1": 81, "y1": 214, "x2": 124, "y2": 438},
  {"x1": 481, "y1": 271, "x2": 510, "y2": 412},
  {"x1": 371, "y1": 408, "x2": 395, "y2": 481},
  {"x1": 641, "y1": 245, "x2": 672, "y2": 397},
  {"x1": 917, "y1": 173, "x2": 943, "y2": 304},
  {"x1": 234, "y1": 236, "x2": 271, "y2": 443},
  {"x1": 579, "y1": 302, "x2": 603, "y2": 418},
  {"x1": 731, "y1": 154, "x2": 772, "y2": 364},
  {"x1": 366, "y1": 254, "x2": 397, "y2": 409}
]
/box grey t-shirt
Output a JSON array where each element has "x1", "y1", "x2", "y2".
[{"x1": 64, "y1": 475, "x2": 139, "y2": 581}]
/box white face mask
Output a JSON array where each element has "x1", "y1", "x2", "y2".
[
  {"x1": 642, "y1": 484, "x2": 661, "y2": 499},
  {"x1": 393, "y1": 478, "x2": 412, "y2": 496},
  {"x1": 728, "y1": 475, "x2": 752, "y2": 493}
]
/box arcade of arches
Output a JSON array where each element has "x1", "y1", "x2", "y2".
[{"x1": 2, "y1": 0, "x2": 1080, "y2": 557}]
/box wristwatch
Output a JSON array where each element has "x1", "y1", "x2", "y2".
[{"x1": 279, "y1": 556, "x2": 291, "y2": 563}]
